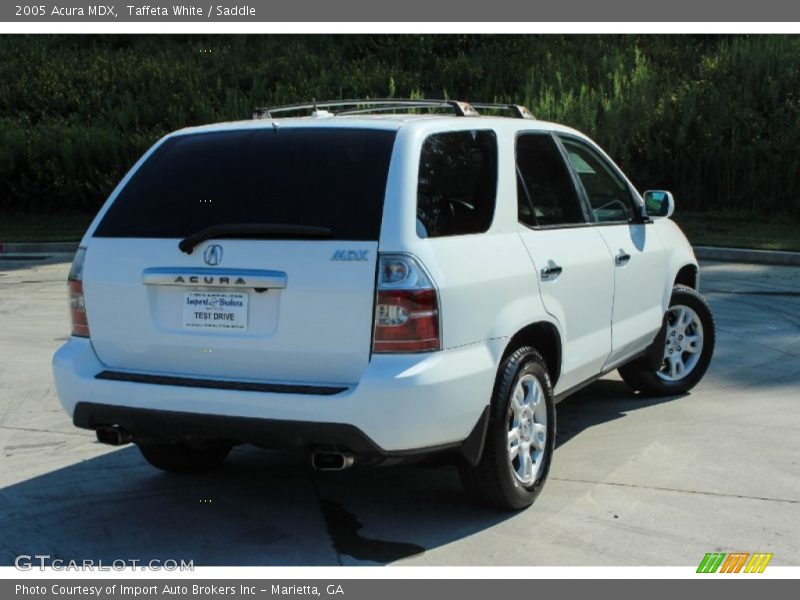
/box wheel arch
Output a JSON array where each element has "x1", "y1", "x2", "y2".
[
  {"x1": 501, "y1": 321, "x2": 562, "y2": 388},
  {"x1": 674, "y1": 264, "x2": 699, "y2": 290}
]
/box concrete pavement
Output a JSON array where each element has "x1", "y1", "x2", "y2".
[{"x1": 0, "y1": 259, "x2": 798, "y2": 566}]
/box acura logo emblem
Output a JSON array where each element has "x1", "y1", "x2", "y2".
[{"x1": 203, "y1": 244, "x2": 223, "y2": 266}]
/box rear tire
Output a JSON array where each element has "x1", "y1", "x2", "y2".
[
  {"x1": 619, "y1": 285, "x2": 715, "y2": 396},
  {"x1": 137, "y1": 441, "x2": 232, "y2": 473},
  {"x1": 459, "y1": 347, "x2": 556, "y2": 510}
]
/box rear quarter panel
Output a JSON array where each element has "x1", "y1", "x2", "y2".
[{"x1": 379, "y1": 121, "x2": 556, "y2": 363}]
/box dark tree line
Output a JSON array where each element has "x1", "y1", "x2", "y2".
[{"x1": 1, "y1": 34, "x2": 798, "y2": 217}]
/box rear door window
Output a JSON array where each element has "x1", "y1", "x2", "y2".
[
  {"x1": 516, "y1": 133, "x2": 586, "y2": 227},
  {"x1": 416, "y1": 130, "x2": 498, "y2": 238},
  {"x1": 94, "y1": 128, "x2": 397, "y2": 241}
]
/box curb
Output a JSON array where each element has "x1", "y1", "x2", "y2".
[
  {"x1": 0, "y1": 242, "x2": 79, "y2": 254},
  {"x1": 693, "y1": 246, "x2": 800, "y2": 267}
]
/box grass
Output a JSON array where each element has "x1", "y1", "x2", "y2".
[
  {"x1": 673, "y1": 212, "x2": 800, "y2": 253},
  {"x1": 0, "y1": 213, "x2": 94, "y2": 243},
  {"x1": 1, "y1": 211, "x2": 798, "y2": 252}
]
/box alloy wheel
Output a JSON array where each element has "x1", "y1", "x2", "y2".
[
  {"x1": 507, "y1": 374, "x2": 548, "y2": 485},
  {"x1": 658, "y1": 304, "x2": 704, "y2": 382}
]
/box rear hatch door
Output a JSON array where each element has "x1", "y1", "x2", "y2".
[{"x1": 84, "y1": 126, "x2": 397, "y2": 385}]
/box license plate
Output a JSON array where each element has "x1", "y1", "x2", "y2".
[{"x1": 183, "y1": 292, "x2": 248, "y2": 330}]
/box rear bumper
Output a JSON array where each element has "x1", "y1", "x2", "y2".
[
  {"x1": 53, "y1": 337, "x2": 502, "y2": 455},
  {"x1": 72, "y1": 401, "x2": 490, "y2": 463}
]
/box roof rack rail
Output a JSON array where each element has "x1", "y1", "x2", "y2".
[
  {"x1": 470, "y1": 103, "x2": 536, "y2": 119},
  {"x1": 252, "y1": 99, "x2": 478, "y2": 119},
  {"x1": 251, "y1": 98, "x2": 535, "y2": 120}
]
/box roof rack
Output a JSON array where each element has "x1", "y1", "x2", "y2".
[
  {"x1": 471, "y1": 103, "x2": 536, "y2": 120},
  {"x1": 251, "y1": 98, "x2": 535, "y2": 120}
]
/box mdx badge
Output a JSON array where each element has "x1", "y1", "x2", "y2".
[
  {"x1": 203, "y1": 244, "x2": 223, "y2": 266},
  {"x1": 331, "y1": 250, "x2": 369, "y2": 262}
]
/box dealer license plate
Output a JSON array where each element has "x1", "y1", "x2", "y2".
[{"x1": 183, "y1": 292, "x2": 248, "y2": 330}]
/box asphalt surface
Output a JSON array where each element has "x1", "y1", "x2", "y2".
[{"x1": 0, "y1": 256, "x2": 798, "y2": 566}]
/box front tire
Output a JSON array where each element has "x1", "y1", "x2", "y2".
[
  {"x1": 459, "y1": 347, "x2": 556, "y2": 510},
  {"x1": 137, "y1": 440, "x2": 232, "y2": 473},
  {"x1": 619, "y1": 285, "x2": 715, "y2": 396}
]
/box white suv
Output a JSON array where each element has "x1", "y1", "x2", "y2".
[{"x1": 53, "y1": 99, "x2": 715, "y2": 510}]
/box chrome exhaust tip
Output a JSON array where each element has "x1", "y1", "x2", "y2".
[
  {"x1": 311, "y1": 450, "x2": 355, "y2": 471},
  {"x1": 95, "y1": 426, "x2": 133, "y2": 446}
]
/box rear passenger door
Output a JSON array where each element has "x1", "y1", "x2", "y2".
[
  {"x1": 515, "y1": 133, "x2": 614, "y2": 394},
  {"x1": 558, "y1": 135, "x2": 668, "y2": 366}
]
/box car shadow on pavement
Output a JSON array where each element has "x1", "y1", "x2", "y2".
[
  {"x1": 0, "y1": 379, "x2": 680, "y2": 567},
  {"x1": 0, "y1": 443, "x2": 506, "y2": 567},
  {"x1": 555, "y1": 378, "x2": 683, "y2": 448}
]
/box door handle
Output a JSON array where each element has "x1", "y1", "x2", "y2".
[
  {"x1": 540, "y1": 264, "x2": 563, "y2": 281},
  {"x1": 615, "y1": 251, "x2": 631, "y2": 266}
]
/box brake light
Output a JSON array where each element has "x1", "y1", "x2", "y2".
[
  {"x1": 373, "y1": 254, "x2": 440, "y2": 353},
  {"x1": 68, "y1": 248, "x2": 89, "y2": 338}
]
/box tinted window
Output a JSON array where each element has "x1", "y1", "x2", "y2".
[
  {"x1": 94, "y1": 128, "x2": 397, "y2": 240},
  {"x1": 516, "y1": 134, "x2": 585, "y2": 227},
  {"x1": 416, "y1": 130, "x2": 498, "y2": 238},
  {"x1": 560, "y1": 137, "x2": 636, "y2": 223}
]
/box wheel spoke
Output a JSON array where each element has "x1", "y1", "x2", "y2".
[
  {"x1": 672, "y1": 356, "x2": 684, "y2": 378},
  {"x1": 684, "y1": 334, "x2": 702, "y2": 354},
  {"x1": 531, "y1": 449, "x2": 542, "y2": 474},
  {"x1": 512, "y1": 386, "x2": 525, "y2": 414},
  {"x1": 519, "y1": 446, "x2": 533, "y2": 481},
  {"x1": 666, "y1": 318, "x2": 678, "y2": 337},
  {"x1": 529, "y1": 382, "x2": 541, "y2": 407},
  {"x1": 530, "y1": 423, "x2": 547, "y2": 449},
  {"x1": 665, "y1": 355, "x2": 676, "y2": 379},
  {"x1": 671, "y1": 307, "x2": 683, "y2": 329},
  {"x1": 508, "y1": 426, "x2": 521, "y2": 460},
  {"x1": 520, "y1": 382, "x2": 533, "y2": 408}
]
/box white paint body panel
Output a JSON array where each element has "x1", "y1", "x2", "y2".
[
  {"x1": 596, "y1": 223, "x2": 669, "y2": 367},
  {"x1": 84, "y1": 238, "x2": 378, "y2": 384},
  {"x1": 517, "y1": 225, "x2": 614, "y2": 393}
]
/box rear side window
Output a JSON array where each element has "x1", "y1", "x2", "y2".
[
  {"x1": 416, "y1": 130, "x2": 498, "y2": 238},
  {"x1": 516, "y1": 133, "x2": 586, "y2": 227},
  {"x1": 94, "y1": 128, "x2": 397, "y2": 240}
]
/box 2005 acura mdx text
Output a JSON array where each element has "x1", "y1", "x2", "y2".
[{"x1": 53, "y1": 99, "x2": 715, "y2": 510}]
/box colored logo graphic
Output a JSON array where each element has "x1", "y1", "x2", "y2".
[{"x1": 697, "y1": 552, "x2": 773, "y2": 573}]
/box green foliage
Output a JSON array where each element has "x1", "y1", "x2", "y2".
[{"x1": 0, "y1": 34, "x2": 798, "y2": 217}]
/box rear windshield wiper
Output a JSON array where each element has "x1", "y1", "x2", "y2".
[{"x1": 179, "y1": 223, "x2": 333, "y2": 254}]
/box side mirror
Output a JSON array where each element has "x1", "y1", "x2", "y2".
[{"x1": 643, "y1": 190, "x2": 675, "y2": 218}]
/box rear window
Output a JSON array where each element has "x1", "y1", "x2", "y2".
[
  {"x1": 416, "y1": 130, "x2": 498, "y2": 238},
  {"x1": 94, "y1": 128, "x2": 397, "y2": 240}
]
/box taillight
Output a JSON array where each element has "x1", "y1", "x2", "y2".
[
  {"x1": 373, "y1": 254, "x2": 440, "y2": 353},
  {"x1": 68, "y1": 247, "x2": 89, "y2": 338}
]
